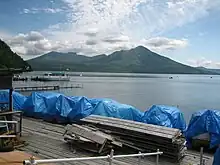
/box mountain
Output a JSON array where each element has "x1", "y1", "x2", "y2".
[
  {"x1": 0, "y1": 39, "x2": 31, "y2": 70},
  {"x1": 27, "y1": 46, "x2": 216, "y2": 74},
  {"x1": 197, "y1": 67, "x2": 220, "y2": 74}
]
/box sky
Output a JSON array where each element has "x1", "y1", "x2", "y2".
[{"x1": 0, "y1": 0, "x2": 220, "y2": 68}]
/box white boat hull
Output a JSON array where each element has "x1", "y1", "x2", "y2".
[{"x1": 39, "y1": 76, "x2": 70, "y2": 81}]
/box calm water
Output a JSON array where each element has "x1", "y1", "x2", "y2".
[{"x1": 13, "y1": 72, "x2": 220, "y2": 123}]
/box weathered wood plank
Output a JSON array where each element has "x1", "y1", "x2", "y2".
[
  {"x1": 83, "y1": 115, "x2": 180, "y2": 135},
  {"x1": 80, "y1": 118, "x2": 176, "y2": 140},
  {"x1": 65, "y1": 124, "x2": 107, "y2": 144}
]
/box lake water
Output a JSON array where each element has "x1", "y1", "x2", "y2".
[{"x1": 13, "y1": 72, "x2": 220, "y2": 123}]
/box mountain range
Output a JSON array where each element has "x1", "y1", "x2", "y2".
[
  {"x1": 27, "y1": 46, "x2": 216, "y2": 74},
  {"x1": 196, "y1": 67, "x2": 220, "y2": 74},
  {"x1": 0, "y1": 39, "x2": 31, "y2": 70}
]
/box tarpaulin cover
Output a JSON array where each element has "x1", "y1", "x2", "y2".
[
  {"x1": 91, "y1": 99, "x2": 144, "y2": 122},
  {"x1": 185, "y1": 110, "x2": 220, "y2": 148},
  {"x1": 0, "y1": 91, "x2": 187, "y2": 129},
  {"x1": 142, "y1": 105, "x2": 187, "y2": 132},
  {"x1": 0, "y1": 90, "x2": 27, "y2": 110},
  {"x1": 22, "y1": 92, "x2": 93, "y2": 123},
  {"x1": 213, "y1": 147, "x2": 220, "y2": 165}
]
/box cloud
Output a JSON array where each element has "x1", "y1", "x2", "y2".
[
  {"x1": 83, "y1": 28, "x2": 99, "y2": 37},
  {"x1": 6, "y1": 31, "x2": 61, "y2": 56},
  {"x1": 21, "y1": 8, "x2": 63, "y2": 14},
  {"x1": 188, "y1": 57, "x2": 220, "y2": 69},
  {"x1": 41, "y1": 0, "x2": 218, "y2": 55},
  {"x1": 102, "y1": 35, "x2": 130, "y2": 43},
  {"x1": 4, "y1": 0, "x2": 220, "y2": 57},
  {"x1": 142, "y1": 37, "x2": 188, "y2": 51},
  {"x1": 85, "y1": 40, "x2": 97, "y2": 45}
]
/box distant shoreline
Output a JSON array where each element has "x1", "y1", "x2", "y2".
[{"x1": 23, "y1": 71, "x2": 219, "y2": 79}]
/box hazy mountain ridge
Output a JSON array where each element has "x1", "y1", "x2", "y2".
[
  {"x1": 196, "y1": 67, "x2": 220, "y2": 74},
  {"x1": 27, "y1": 46, "x2": 217, "y2": 74}
]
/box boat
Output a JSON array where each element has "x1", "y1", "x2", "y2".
[{"x1": 37, "y1": 72, "x2": 70, "y2": 81}]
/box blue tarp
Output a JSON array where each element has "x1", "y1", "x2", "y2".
[
  {"x1": 142, "y1": 105, "x2": 187, "y2": 132},
  {"x1": 67, "y1": 96, "x2": 94, "y2": 121},
  {"x1": 0, "y1": 90, "x2": 27, "y2": 110},
  {"x1": 213, "y1": 148, "x2": 220, "y2": 165},
  {"x1": 91, "y1": 99, "x2": 144, "y2": 122},
  {"x1": 22, "y1": 92, "x2": 94, "y2": 123},
  {"x1": 185, "y1": 110, "x2": 220, "y2": 148},
  {"x1": 0, "y1": 91, "x2": 187, "y2": 130}
]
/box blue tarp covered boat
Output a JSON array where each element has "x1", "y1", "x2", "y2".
[{"x1": 142, "y1": 105, "x2": 187, "y2": 132}]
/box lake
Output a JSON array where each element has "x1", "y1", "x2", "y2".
[{"x1": 13, "y1": 72, "x2": 220, "y2": 123}]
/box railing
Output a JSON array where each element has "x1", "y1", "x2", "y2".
[
  {"x1": 23, "y1": 149, "x2": 163, "y2": 165},
  {"x1": 0, "y1": 120, "x2": 18, "y2": 138},
  {"x1": 0, "y1": 120, "x2": 18, "y2": 124}
]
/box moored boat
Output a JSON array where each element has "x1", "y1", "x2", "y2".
[{"x1": 37, "y1": 72, "x2": 70, "y2": 81}]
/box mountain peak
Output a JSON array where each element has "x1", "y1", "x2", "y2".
[{"x1": 134, "y1": 45, "x2": 151, "y2": 51}]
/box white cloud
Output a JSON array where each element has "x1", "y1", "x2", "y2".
[
  {"x1": 102, "y1": 35, "x2": 130, "y2": 43},
  {"x1": 188, "y1": 57, "x2": 220, "y2": 69},
  {"x1": 5, "y1": 31, "x2": 61, "y2": 56},
  {"x1": 3, "y1": 0, "x2": 220, "y2": 57},
  {"x1": 142, "y1": 37, "x2": 188, "y2": 51},
  {"x1": 42, "y1": 0, "x2": 218, "y2": 55},
  {"x1": 21, "y1": 8, "x2": 63, "y2": 14}
]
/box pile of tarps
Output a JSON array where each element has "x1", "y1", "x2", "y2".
[
  {"x1": 0, "y1": 90, "x2": 27, "y2": 110},
  {"x1": 185, "y1": 110, "x2": 220, "y2": 148},
  {"x1": 142, "y1": 105, "x2": 187, "y2": 132},
  {"x1": 0, "y1": 90, "x2": 186, "y2": 130}
]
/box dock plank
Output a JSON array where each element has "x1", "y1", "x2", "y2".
[
  {"x1": 81, "y1": 115, "x2": 180, "y2": 138},
  {"x1": 81, "y1": 118, "x2": 176, "y2": 140},
  {"x1": 83, "y1": 115, "x2": 180, "y2": 135},
  {"x1": 19, "y1": 117, "x2": 213, "y2": 165}
]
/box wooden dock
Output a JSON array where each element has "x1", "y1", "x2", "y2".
[
  {"x1": 14, "y1": 84, "x2": 83, "y2": 92},
  {"x1": 19, "y1": 117, "x2": 214, "y2": 165}
]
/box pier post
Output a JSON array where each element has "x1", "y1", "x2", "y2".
[
  {"x1": 9, "y1": 88, "x2": 13, "y2": 111},
  {"x1": 138, "y1": 151, "x2": 142, "y2": 165},
  {"x1": 108, "y1": 149, "x2": 114, "y2": 165},
  {"x1": 156, "y1": 149, "x2": 160, "y2": 165},
  {"x1": 200, "y1": 147, "x2": 204, "y2": 165}
]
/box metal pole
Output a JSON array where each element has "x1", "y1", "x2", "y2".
[
  {"x1": 202, "y1": 159, "x2": 205, "y2": 165},
  {"x1": 25, "y1": 156, "x2": 36, "y2": 165},
  {"x1": 108, "y1": 149, "x2": 114, "y2": 165},
  {"x1": 9, "y1": 88, "x2": 13, "y2": 112},
  {"x1": 200, "y1": 147, "x2": 204, "y2": 165},
  {"x1": 138, "y1": 151, "x2": 142, "y2": 165},
  {"x1": 156, "y1": 149, "x2": 160, "y2": 165},
  {"x1": 23, "y1": 151, "x2": 163, "y2": 165}
]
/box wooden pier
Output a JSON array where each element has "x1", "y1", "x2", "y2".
[
  {"x1": 20, "y1": 117, "x2": 214, "y2": 165},
  {"x1": 14, "y1": 84, "x2": 83, "y2": 92}
]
